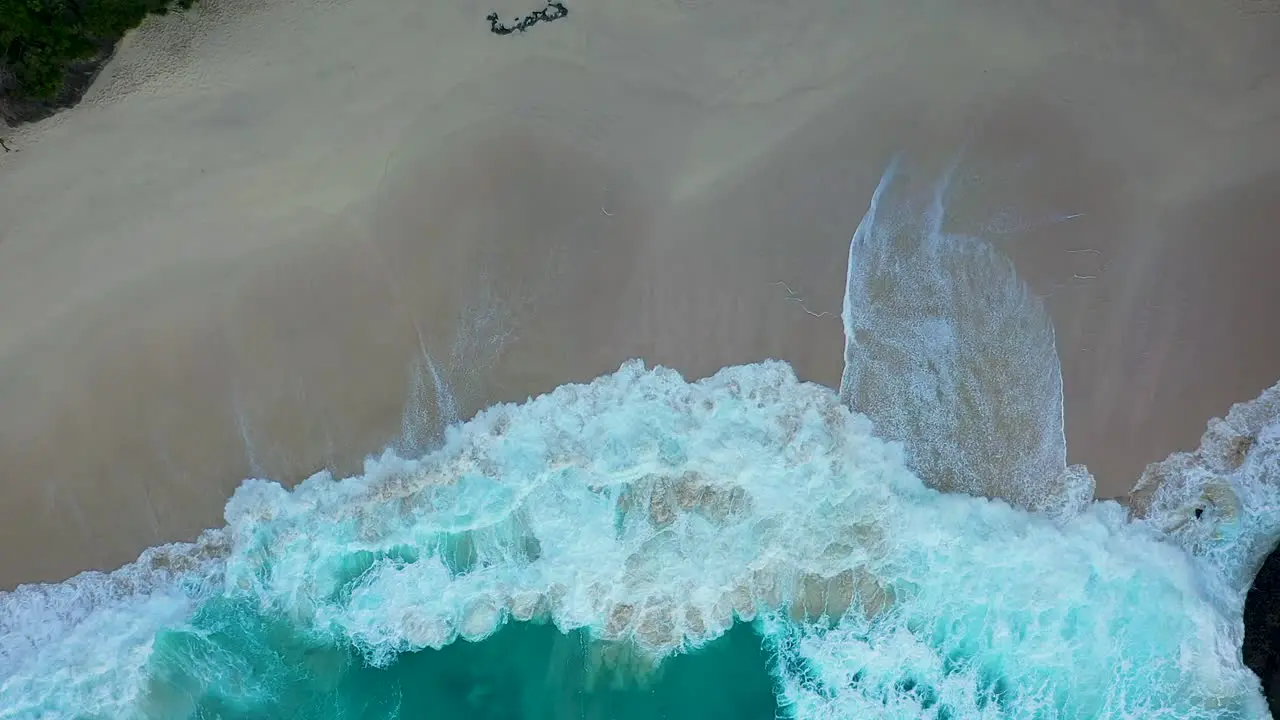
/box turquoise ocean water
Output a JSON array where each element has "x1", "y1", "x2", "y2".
[{"x1": 2, "y1": 163, "x2": 1278, "y2": 719}]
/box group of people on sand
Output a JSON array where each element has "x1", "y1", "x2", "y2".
[{"x1": 487, "y1": 2, "x2": 569, "y2": 35}]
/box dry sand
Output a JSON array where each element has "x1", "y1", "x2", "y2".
[{"x1": 1, "y1": 0, "x2": 1279, "y2": 587}]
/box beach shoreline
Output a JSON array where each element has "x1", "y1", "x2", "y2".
[{"x1": 1, "y1": 0, "x2": 1278, "y2": 593}]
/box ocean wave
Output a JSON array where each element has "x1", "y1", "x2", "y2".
[
  {"x1": 1129, "y1": 381, "x2": 1280, "y2": 598},
  {"x1": 3, "y1": 360, "x2": 1274, "y2": 718},
  {"x1": 0, "y1": 531, "x2": 227, "y2": 718}
]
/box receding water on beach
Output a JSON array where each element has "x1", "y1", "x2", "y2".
[{"x1": 3, "y1": 163, "x2": 1278, "y2": 719}]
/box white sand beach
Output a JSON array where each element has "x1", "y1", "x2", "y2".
[{"x1": 1, "y1": 0, "x2": 1278, "y2": 587}]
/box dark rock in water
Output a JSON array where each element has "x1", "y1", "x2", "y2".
[
  {"x1": 1244, "y1": 546, "x2": 1280, "y2": 716},
  {"x1": 487, "y1": 2, "x2": 568, "y2": 36}
]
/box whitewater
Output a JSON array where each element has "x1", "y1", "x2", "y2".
[{"x1": 2, "y1": 163, "x2": 1278, "y2": 719}]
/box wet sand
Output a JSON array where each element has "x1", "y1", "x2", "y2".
[{"x1": 1, "y1": 0, "x2": 1279, "y2": 587}]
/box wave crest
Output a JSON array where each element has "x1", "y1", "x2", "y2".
[
  {"x1": 212, "y1": 361, "x2": 1264, "y2": 718},
  {"x1": 1, "y1": 361, "x2": 1273, "y2": 718},
  {"x1": 222, "y1": 361, "x2": 909, "y2": 665}
]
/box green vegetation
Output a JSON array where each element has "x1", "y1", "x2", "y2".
[{"x1": 0, "y1": 0, "x2": 196, "y2": 103}]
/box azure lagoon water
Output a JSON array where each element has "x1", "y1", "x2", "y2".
[{"x1": 3, "y1": 163, "x2": 1279, "y2": 719}]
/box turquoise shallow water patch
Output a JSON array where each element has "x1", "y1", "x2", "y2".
[{"x1": 140, "y1": 598, "x2": 778, "y2": 720}]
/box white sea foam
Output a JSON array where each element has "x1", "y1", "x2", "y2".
[
  {"x1": 2, "y1": 360, "x2": 1276, "y2": 718},
  {"x1": 217, "y1": 361, "x2": 1272, "y2": 717},
  {"x1": 0, "y1": 531, "x2": 227, "y2": 719},
  {"x1": 1130, "y1": 381, "x2": 1280, "y2": 599},
  {"x1": 839, "y1": 159, "x2": 1084, "y2": 517}
]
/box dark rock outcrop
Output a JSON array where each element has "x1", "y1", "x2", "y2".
[{"x1": 1245, "y1": 547, "x2": 1280, "y2": 717}]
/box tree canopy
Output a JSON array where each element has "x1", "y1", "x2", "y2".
[{"x1": 1, "y1": 0, "x2": 195, "y2": 106}]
